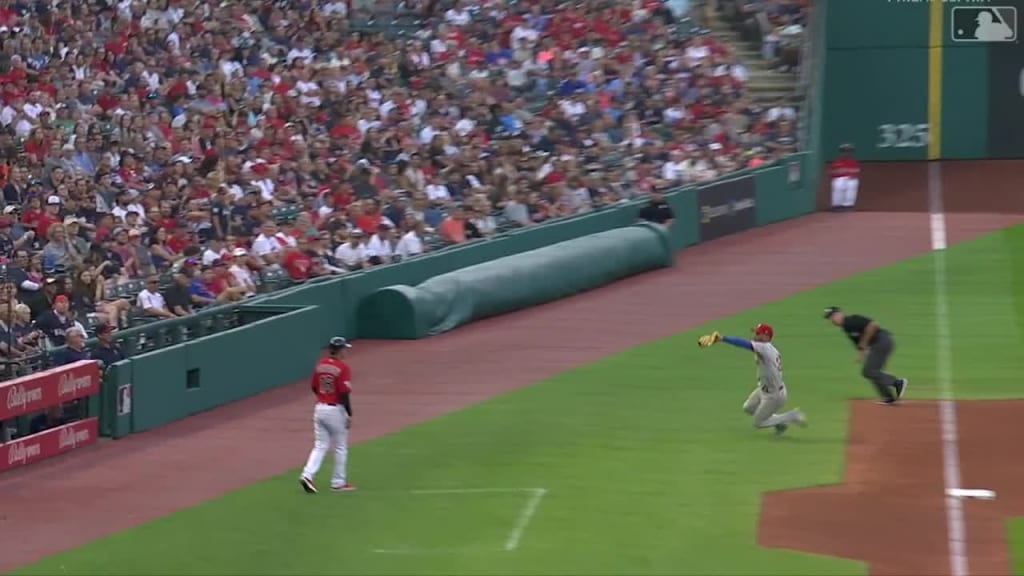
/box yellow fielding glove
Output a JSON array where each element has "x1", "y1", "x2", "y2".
[{"x1": 698, "y1": 331, "x2": 722, "y2": 348}]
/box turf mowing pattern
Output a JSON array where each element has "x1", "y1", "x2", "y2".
[{"x1": 12, "y1": 223, "x2": 1024, "y2": 576}]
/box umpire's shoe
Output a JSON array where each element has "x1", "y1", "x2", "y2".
[{"x1": 894, "y1": 378, "x2": 909, "y2": 400}]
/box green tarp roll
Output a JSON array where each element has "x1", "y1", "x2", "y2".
[{"x1": 357, "y1": 223, "x2": 673, "y2": 339}]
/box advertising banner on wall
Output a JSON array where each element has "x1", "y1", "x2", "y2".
[
  {"x1": 697, "y1": 175, "x2": 756, "y2": 242},
  {"x1": 0, "y1": 418, "x2": 98, "y2": 473},
  {"x1": 0, "y1": 361, "x2": 100, "y2": 420}
]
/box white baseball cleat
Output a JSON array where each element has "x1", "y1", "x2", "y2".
[
  {"x1": 793, "y1": 409, "x2": 808, "y2": 427},
  {"x1": 331, "y1": 483, "x2": 357, "y2": 492},
  {"x1": 299, "y1": 476, "x2": 317, "y2": 494}
]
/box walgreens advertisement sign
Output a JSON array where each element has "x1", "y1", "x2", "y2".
[
  {"x1": 1, "y1": 418, "x2": 98, "y2": 472},
  {"x1": 1, "y1": 360, "x2": 100, "y2": 420}
]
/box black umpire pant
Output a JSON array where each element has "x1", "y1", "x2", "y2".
[{"x1": 863, "y1": 331, "x2": 899, "y2": 401}]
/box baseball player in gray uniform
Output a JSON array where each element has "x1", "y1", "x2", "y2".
[{"x1": 699, "y1": 323, "x2": 807, "y2": 436}]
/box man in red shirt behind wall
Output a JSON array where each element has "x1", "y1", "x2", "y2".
[
  {"x1": 282, "y1": 237, "x2": 314, "y2": 281},
  {"x1": 299, "y1": 336, "x2": 356, "y2": 494},
  {"x1": 829, "y1": 143, "x2": 861, "y2": 211}
]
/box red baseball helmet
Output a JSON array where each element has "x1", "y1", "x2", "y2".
[{"x1": 753, "y1": 323, "x2": 774, "y2": 340}]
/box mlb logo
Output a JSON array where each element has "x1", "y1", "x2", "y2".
[{"x1": 951, "y1": 6, "x2": 1018, "y2": 42}]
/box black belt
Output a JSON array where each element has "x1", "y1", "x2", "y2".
[
  {"x1": 319, "y1": 402, "x2": 338, "y2": 406},
  {"x1": 761, "y1": 384, "x2": 785, "y2": 393}
]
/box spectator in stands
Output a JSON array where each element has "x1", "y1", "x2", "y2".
[
  {"x1": 148, "y1": 228, "x2": 178, "y2": 271},
  {"x1": 10, "y1": 304, "x2": 42, "y2": 358},
  {"x1": 252, "y1": 221, "x2": 292, "y2": 266},
  {"x1": 0, "y1": 306, "x2": 18, "y2": 359},
  {"x1": 58, "y1": 328, "x2": 89, "y2": 365},
  {"x1": 187, "y1": 267, "x2": 222, "y2": 308},
  {"x1": 64, "y1": 218, "x2": 90, "y2": 258},
  {"x1": 137, "y1": 276, "x2": 176, "y2": 320},
  {"x1": 309, "y1": 232, "x2": 347, "y2": 275},
  {"x1": 365, "y1": 224, "x2": 395, "y2": 266},
  {"x1": 41, "y1": 224, "x2": 78, "y2": 273},
  {"x1": 334, "y1": 230, "x2": 367, "y2": 271},
  {"x1": 503, "y1": 190, "x2": 533, "y2": 227},
  {"x1": 197, "y1": 263, "x2": 249, "y2": 304},
  {"x1": 202, "y1": 239, "x2": 230, "y2": 267},
  {"x1": 225, "y1": 251, "x2": 259, "y2": 297},
  {"x1": 439, "y1": 205, "x2": 469, "y2": 244},
  {"x1": 279, "y1": 240, "x2": 310, "y2": 282},
  {"x1": 396, "y1": 220, "x2": 428, "y2": 260},
  {"x1": 90, "y1": 324, "x2": 125, "y2": 369},
  {"x1": 70, "y1": 268, "x2": 128, "y2": 328},
  {"x1": 0, "y1": 216, "x2": 31, "y2": 258},
  {"x1": 129, "y1": 229, "x2": 158, "y2": 279},
  {"x1": 35, "y1": 294, "x2": 75, "y2": 347},
  {"x1": 164, "y1": 272, "x2": 194, "y2": 318}
]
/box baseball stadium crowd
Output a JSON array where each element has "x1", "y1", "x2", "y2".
[{"x1": 0, "y1": 0, "x2": 807, "y2": 389}]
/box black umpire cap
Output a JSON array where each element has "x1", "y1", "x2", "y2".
[
  {"x1": 823, "y1": 306, "x2": 841, "y2": 319},
  {"x1": 328, "y1": 336, "x2": 352, "y2": 351}
]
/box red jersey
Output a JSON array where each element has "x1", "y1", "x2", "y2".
[
  {"x1": 283, "y1": 250, "x2": 312, "y2": 280},
  {"x1": 310, "y1": 358, "x2": 352, "y2": 405},
  {"x1": 830, "y1": 157, "x2": 860, "y2": 179}
]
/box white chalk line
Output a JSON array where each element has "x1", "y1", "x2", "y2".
[
  {"x1": 928, "y1": 161, "x2": 969, "y2": 576},
  {"x1": 372, "y1": 488, "x2": 547, "y2": 555},
  {"x1": 410, "y1": 487, "x2": 543, "y2": 495},
  {"x1": 504, "y1": 488, "x2": 547, "y2": 551}
]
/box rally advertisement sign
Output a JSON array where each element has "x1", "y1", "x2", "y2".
[
  {"x1": 1, "y1": 360, "x2": 100, "y2": 421},
  {"x1": 696, "y1": 175, "x2": 757, "y2": 242},
  {"x1": 0, "y1": 417, "x2": 98, "y2": 472}
]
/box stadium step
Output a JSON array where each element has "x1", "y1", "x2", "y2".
[{"x1": 704, "y1": 12, "x2": 801, "y2": 102}]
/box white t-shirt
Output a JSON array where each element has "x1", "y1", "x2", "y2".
[
  {"x1": 252, "y1": 233, "x2": 293, "y2": 258},
  {"x1": 202, "y1": 248, "x2": 229, "y2": 266},
  {"x1": 334, "y1": 242, "x2": 365, "y2": 267},
  {"x1": 364, "y1": 235, "x2": 393, "y2": 260},
  {"x1": 445, "y1": 8, "x2": 471, "y2": 26},
  {"x1": 425, "y1": 184, "x2": 451, "y2": 202},
  {"x1": 752, "y1": 341, "x2": 785, "y2": 394},
  {"x1": 395, "y1": 231, "x2": 424, "y2": 259},
  {"x1": 662, "y1": 160, "x2": 688, "y2": 182},
  {"x1": 229, "y1": 264, "x2": 257, "y2": 295},
  {"x1": 137, "y1": 289, "x2": 167, "y2": 312}
]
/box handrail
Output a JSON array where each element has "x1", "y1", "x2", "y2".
[{"x1": 796, "y1": 1, "x2": 818, "y2": 148}]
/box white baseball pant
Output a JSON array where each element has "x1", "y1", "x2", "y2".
[
  {"x1": 743, "y1": 386, "x2": 802, "y2": 428},
  {"x1": 830, "y1": 176, "x2": 859, "y2": 208},
  {"x1": 302, "y1": 402, "x2": 349, "y2": 488}
]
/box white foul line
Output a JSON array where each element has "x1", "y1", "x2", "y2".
[
  {"x1": 410, "y1": 487, "x2": 543, "y2": 495},
  {"x1": 928, "y1": 162, "x2": 969, "y2": 576},
  {"x1": 373, "y1": 488, "x2": 547, "y2": 555},
  {"x1": 504, "y1": 488, "x2": 547, "y2": 551}
]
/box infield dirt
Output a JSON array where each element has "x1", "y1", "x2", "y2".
[{"x1": 0, "y1": 160, "x2": 1021, "y2": 574}]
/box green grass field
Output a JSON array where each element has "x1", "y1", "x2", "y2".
[{"x1": 14, "y1": 224, "x2": 1024, "y2": 576}]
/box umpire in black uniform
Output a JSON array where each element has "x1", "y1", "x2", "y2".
[{"x1": 824, "y1": 306, "x2": 908, "y2": 404}]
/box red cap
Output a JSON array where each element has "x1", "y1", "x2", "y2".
[
  {"x1": 54, "y1": 294, "x2": 69, "y2": 305},
  {"x1": 753, "y1": 323, "x2": 774, "y2": 340}
]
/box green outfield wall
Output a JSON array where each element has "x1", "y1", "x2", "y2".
[{"x1": 820, "y1": 0, "x2": 1024, "y2": 162}]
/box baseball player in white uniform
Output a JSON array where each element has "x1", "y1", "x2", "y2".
[{"x1": 698, "y1": 323, "x2": 807, "y2": 436}]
